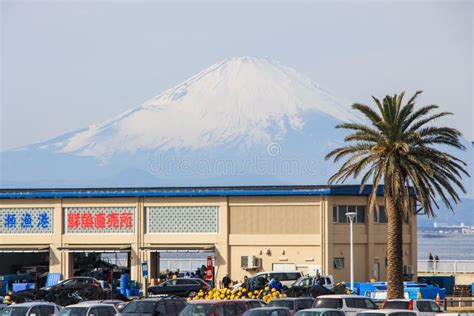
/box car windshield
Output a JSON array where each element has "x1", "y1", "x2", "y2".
[
  {"x1": 296, "y1": 312, "x2": 321, "y2": 316},
  {"x1": 122, "y1": 301, "x2": 156, "y2": 313},
  {"x1": 357, "y1": 313, "x2": 385, "y2": 316},
  {"x1": 1, "y1": 307, "x2": 29, "y2": 316},
  {"x1": 268, "y1": 300, "x2": 294, "y2": 310},
  {"x1": 59, "y1": 279, "x2": 92, "y2": 287},
  {"x1": 383, "y1": 301, "x2": 410, "y2": 310},
  {"x1": 58, "y1": 307, "x2": 88, "y2": 316},
  {"x1": 248, "y1": 310, "x2": 286, "y2": 316},
  {"x1": 314, "y1": 299, "x2": 343, "y2": 309},
  {"x1": 180, "y1": 304, "x2": 214, "y2": 316}
]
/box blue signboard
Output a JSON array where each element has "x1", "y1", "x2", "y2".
[
  {"x1": 142, "y1": 260, "x2": 148, "y2": 278},
  {"x1": 0, "y1": 208, "x2": 54, "y2": 234}
]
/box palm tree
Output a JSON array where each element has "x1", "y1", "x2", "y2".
[{"x1": 325, "y1": 91, "x2": 469, "y2": 298}]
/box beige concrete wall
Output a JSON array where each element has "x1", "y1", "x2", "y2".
[
  {"x1": 229, "y1": 245, "x2": 322, "y2": 282},
  {"x1": 0, "y1": 193, "x2": 418, "y2": 287},
  {"x1": 227, "y1": 196, "x2": 323, "y2": 282},
  {"x1": 327, "y1": 195, "x2": 417, "y2": 283},
  {"x1": 230, "y1": 205, "x2": 320, "y2": 234}
]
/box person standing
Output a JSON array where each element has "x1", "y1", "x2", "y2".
[
  {"x1": 429, "y1": 253, "x2": 434, "y2": 272},
  {"x1": 434, "y1": 255, "x2": 439, "y2": 272},
  {"x1": 222, "y1": 274, "x2": 231, "y2": 288}
]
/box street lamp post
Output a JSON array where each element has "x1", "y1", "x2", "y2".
[{"x1": 346, "y1": 211, "x2": 357, "y2": 292}]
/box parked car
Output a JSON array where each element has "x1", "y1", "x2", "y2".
[
  {"x1": 243, "y1": 299, "x2": 267, "y2": 310},
  {"x1": 120, "y1": 297, "x2": 187, "y2": 316},
  {"x1": 78, "y1": 300, "x2": 124, "y2": 307},
  {"x1": 356, "y1": 310, "x2": 418, "y2": 316},
  {"x1": 253, "y1": 272, "x2": 304, "y2": 287},
  {"x1": 180, "y1": 300, "x2": 247, "y2": 316},
  {"x1": 243, "y1": 307, "x2": 292, "y2": 316},
  {"x1": 58, "y1": 302, "x2": 118, "y2": 316},
  {"x1": 295, "y1": 308, "x2": 346, "y2": 316},
  {"x1": 382, "y1": 299, "x2": 442, "y2": 316},
  {"x1": 1, "y1": 302, "x2": 60, "y2": 316},
  {"x1": 116, "y1": 302, "x2": 129, "y2": 312},
  {"x1": 268, "y1": 298, "x2": 316, "y2": 315},
  {"x1": 148, "y1": 278, "x2": 209, "y2": 297},
  {"x1": 313, "y1": 295, "x2": 378, "y2": 316},
  {"x1": 289, "y1": 276, "x2": 335, "y2": 296},
  {"x1": 45, "y1": 277, "x2": 105, "y2": 290}
]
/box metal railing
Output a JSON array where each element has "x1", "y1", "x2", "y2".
[{"x1": 418, "y1": 260, "x2": 474, "y2": 274}]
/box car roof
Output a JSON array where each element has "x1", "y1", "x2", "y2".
[
  {"x1": 189, "y1": 300, "x2": 244, "y2": 304},
  {"x1": 271, "y1": 297, "x2": 314, "y2": 301},
  {"x1": 140, "y1": 297, "x2": 184, "y2": 301},
  {"x1": 357, "y1": 310, "x2": 417, "y2": 314},
  {"x1": 317, "y1": 295, "x2": 367, "y2": 299},
  {"x1": 256, "y1": 271, "x2": 302, "y2": 274},
  {"x1": 75, "y1": 300, "x2": 122, "y2": 304},
  {"x1": 301, "y1": 309, "x2": 343, "y2": 312},
  {"x1": 386, "y1": 299, "x2": 434, "y2": 302},
  {"x1": 250, "y1": 307, "x2": 289, "y2": 311},
  {"x1": 6, "y1": 302, "x2": 57, "y2": 307},
  {"x1": 68, "y1": 303, "x2": 116, "y2": 307}
]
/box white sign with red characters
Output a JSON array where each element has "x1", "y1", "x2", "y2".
[
  {"x1": 204, "y1": 255, "x2": 214, "y2": 281},
  {"x1": 64, "y1": 207, "x2": 135, "y2": 234}
]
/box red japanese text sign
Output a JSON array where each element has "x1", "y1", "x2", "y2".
[{"x1": 64, "y1": 207, "x2": 135, "y2": 234}]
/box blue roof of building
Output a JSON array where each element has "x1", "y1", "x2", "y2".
[{"x1": 0, "y1": 185, "x2": 399, "y2": 199}]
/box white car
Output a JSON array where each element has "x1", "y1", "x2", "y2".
[
  {"x1": 58, "y1": 302, "x2": 119, "y2": 316},
  {"x1": 253, "y1": 271, "x2": 304, "y2": 287},
  {"x1": 356, "y1": 310, "x2": 418, "y2": 316},
  {"x1": 0, "y1": 302, "x2": 60, "y2": 316},
  {"x1": 314, "y1": 295, "x2": 378, "y2": 316},
  {"x1": 234, "y1": 271, "x2": 304, "y2": 290},
  {"x1": 295, "y1": 308, "x2": 346, "y2": 316},
  {"x1": 382, "y1": 299, "x2": 442, "y2": 316}
]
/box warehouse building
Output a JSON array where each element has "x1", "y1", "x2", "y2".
[{"x1": 0, "y1": 185, "x2": 417, "y2": 288}]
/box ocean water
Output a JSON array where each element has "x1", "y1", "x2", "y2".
[{"x1": 418, "y1": 234, "x2": 474, "y2": 260}]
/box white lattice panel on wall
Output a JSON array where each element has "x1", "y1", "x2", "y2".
[{"x1": 147, "y1": 206, "x2": 219, "y2": 233}]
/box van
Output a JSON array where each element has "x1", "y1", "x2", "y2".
[{"x1": 253, "y1": 271, "x2": 304, "y2": 287}]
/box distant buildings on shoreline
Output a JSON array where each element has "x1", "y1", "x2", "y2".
[{"x1": 419, "y1": 222, "x2": 474, "y2": 237}]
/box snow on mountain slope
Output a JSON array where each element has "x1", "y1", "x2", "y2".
[{"x1": 46, "y1": 56, "x2": 358, "y2": 159}]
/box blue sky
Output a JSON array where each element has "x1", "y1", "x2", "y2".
[{"x1": 1, "y1": 0, "x2": 472, "y2": 150}]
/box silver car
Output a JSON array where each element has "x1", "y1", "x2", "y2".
[{"x1": 1, "y1": 302, "x2": 60, "y2": 316}]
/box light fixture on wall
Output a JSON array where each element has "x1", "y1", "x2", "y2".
[
  {"x1": 281, "y1": 250, "x2": 285, "y2": 255},
  {"x1": 266, "y1": 249, "x2": 271, "y2": 255},
  {"x1": 259, "y1": 250, "x2": 263, "y2": 255}
]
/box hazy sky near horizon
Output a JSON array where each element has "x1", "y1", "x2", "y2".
[{"x1": 1, "y1": 0, "x2": 473, "y2": 150}]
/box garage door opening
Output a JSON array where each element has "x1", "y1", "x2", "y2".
[
  {"x1": 142, "y1": 245, "x2": 215, "y2": 281},
  {"x1": 0, "y1": 246, "x2": 50, "y2": 289},
  {"x1": 59, "y1": 246, "x2": 131, "y2": 285},
  {"x1": 72, "y1": 252, "x2": 130, "y2": 282}
]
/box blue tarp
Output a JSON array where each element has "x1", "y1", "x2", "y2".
[
  {"x1": 12, "y1": 283, "x2": 35, "y2": 293},
  {"x1": 45, "y1": 273, "x2": 62, "y2": 288}
]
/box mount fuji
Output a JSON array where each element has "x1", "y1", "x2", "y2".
[{"x1": 1, "y1": 56, "x2": 472, "y2": 191}]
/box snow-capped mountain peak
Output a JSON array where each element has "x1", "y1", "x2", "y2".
[{"x1": 49, "y1": 56, "x2": 357, "y2": 159}]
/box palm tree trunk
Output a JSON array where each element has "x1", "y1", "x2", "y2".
[{"x1": 385, "y1": 195, "x2": 405, "y2": 299}]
